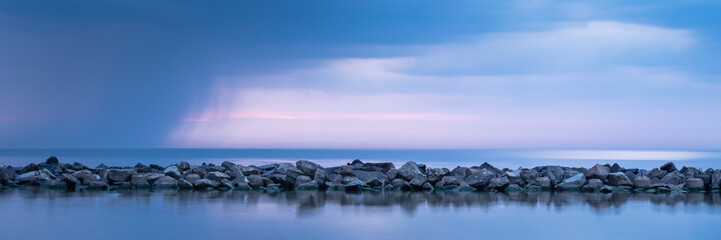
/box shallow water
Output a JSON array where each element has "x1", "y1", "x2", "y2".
[{"x1": 1, "y1": 188, "x2": 721, "y2": 240}]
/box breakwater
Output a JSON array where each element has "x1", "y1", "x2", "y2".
[{"x1": 1, "y1": 156, "x2": 720, "y2": 193}]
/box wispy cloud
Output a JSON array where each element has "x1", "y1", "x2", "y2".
[{"x1": 168, "y1": 21, "x2": 721, "y2": 149}]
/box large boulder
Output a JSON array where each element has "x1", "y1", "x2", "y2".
[
  {"x1": 163, "y1": 166, "x2": 182, "y2": 179},
  {"x1": 386, "y1": 169, "x2": 399, "y2": 179},
  {"x1": 177, "y1": 161, "x2": 191, "y2": 172},
  {"x1": 485, "y1": 177, "x2": 510, "y2": 191},
  {"x1": 410, "y1": 174, "x2": 427, "y2": 189},
  {"x1": 274, "y1": 163, "x2": 299, "y2": 175},
  {"x1": 352, "y1": 170, "x2": 389, "y2": 186},
  {"x1": 184, "y1": 174, "x2": 202, "y2": 183},
  {"x1": 106, "y1": 169, "x2": 131, "y2": 183},
  {"x1": 0, "y1": 168, "x2": 15, "y2": 185},
  {"x1": 534, "y1": 177, "x2": 552, "y2": 190},
  {"x1": 585, "y1": 164, "x2": 610, "y2": 181},
  {"x1": 193, "y1": 179, "x2": 220, "y2": 190},
  {"x1": 464, "y1": 169, "x2": 495, "y2": 188},
  {"x1": 660, "y1": 172, "x2": 683, "y2": 185},
  {"x1": 206, "y1": 172, "x2": 231, "y2": 182},
  {"x1": 648, "y1": 168, "x2": 667, "y2": 180},
  {"x1": 247, "y1": 175, "x2": 265, "y2": 188},
  {"x1": 398, "y1": 161, "x2": 423, "y2": 181},
  {"x1": 296, "y1": 160, "x2": 323, "y2": 176},
  {"x1": 711, "y1": 170, "x2": 721, "y2": 190},
  {"x1": 555, "y1": 173, "x2": 586, "y2": 191},
  {"x1": 130, "y1": 174, "x2": 150, "y2": 188},
  {"x1": 684, "y1": 178, "x2": 704, "y2": 191},
  {"x1": 660, "y1": 162, "x2": 677, "y2": 172},
  {"x1": 71, "y1": 170, "x2": 99, "y2": 185},
  {"x1": 607, "y1": 172, "x2": 632, "y2": 186},
  {"x1": 505, "y1": 170, "x2": 524, "y2": 186},
  {"x1": 582, "y1": 179, "x2": 603, "y2": 192},
  {"x1": 633, "y1": 176, "x2": 652, "y2": 189},
  {"x1": 16, "y1": 169, "x2": 56, "y2": 185},
  {"x1": 153, "y1": 176, "x2": 178, "y2": 189},
  {"x1": 426, "y1": 168, "x2": 450, "y2": 183},
  {"x1": 295, "y1": 175, "x2": 312, "y2": 186},
  {"x1": 177, "y1": 178, "x2": 193, "y2": 190},
  {"x1": 450, "y1": 166, "x2": 469, "y2": 179},
  {"x1": 295, "y1": 180, "x2": 319, "y2": 191}
]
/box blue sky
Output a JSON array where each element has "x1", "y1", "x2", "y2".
[{"x1": 1, "y1": 0, "x2": 720, "y2": 149}]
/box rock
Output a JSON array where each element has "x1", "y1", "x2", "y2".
[
  {"x1": 711, "y1": 170, "x2": 721, "y2": 190},
  {"x1": 217, "y1": 179, "x2": 234, "y2": 190},
  {"x1": 504, "y1": 184, "x2": 523, "y2": 192},
  {"x1": 440, "y1": 176, "x2": 461, "y2": 187},
  {"x1": 177, "y1": 161, "x2": 190, "y2": 172},
  {"x1": 247, "y1": 175, "x2": 265, "y2": 188},
  {"x1": 233, "y1": 182, "x2": 252, "y2": 191},
  {"x1": 0, "y1": 168, "x2": 15, "y2": 185},
  {"x1": 296, "y1": 160, "x2": 323, "y2": 176},
  {"x1": 607, "y1": 172, "x2": 632, "y2": 186},
  {"x1": 450, "y1": 166, "x2": 469, "y2": 179},
  {"x1": 386, "y1": 169, "x2": 399, "y2": 179},
  {"x1": 426, "y1": 168, "x2": 450, "y2": 183},
  {"x1": 45, "y1": 156, "x2": 59, "y2": 165},
  {"x1": 398, "y1": 161, "x2": 423, "y2": 180},
  {"x1": 599, "y1": 185, "x2": 613, "y2": 193},
  {"x1": 130, "y1": 174, "x2": 150, "y2": 188},
  {"x1": 361, "y1": 162, "x2": 395, "y2": 172},
  {"x1": 60, "y1": 173, "x2": 79, "y2": 186},
  {"x1": 87, "y1": 181, "x2": 109, "y2": 190},
  {"x1": 485, "y1": 177, "x2": 510, "y2": 191},
  {"x1": 465, "y1": 169, "x2": 495, "y2": 188},
  {"x1": 193, "y1": 179, "x2": 220, "y2": 190},
  {"x1": 582, "y1": 179, "x2": 603, "y2": 192},
  {"x1": 185, "y1": 174, "x2": 202, "y2": 183},
  {"x1": 610, "y1": 163, "x2": 622, "y2": 173},
  {"x1": 422, "y1": 182, "x2": 434, "y2": 190},
  {"x1": 206, "y1": 172, "x2": 231, "y2": 182},
  {"x1": 345, "y1": 179, "x2": 367, "y2": 190},
  {"x1": 534, "y1": 177, "x2": 552, "y2": 190},
  {"x1": 410, "y1": 174, "x2": 427, "y2": 188},
  {"x1": 338, "y1": 166, "x2": 354, "y2": 176},
  {"x1": 555, "y1": 173, "x2": 586, "y2": 191},
  {"x1": 48, "y1": 179, "x2": 67, "y2": 189},
  {"x1": 648, "y1": 168, "x2": 667, "y2": 180},
  {"x1": 295, "y1": 175, "x2": 312, "y2": 186},
  {"x1": 660, "y1": 172, "x2": 683, "y2": 185},
  {"x1": 16, "y1": 169, "x2": 56, "y2": 185},
  {"x1": 106, "y1": 169, "x2": 131, "y2": 183},
  {"x1": 220, "y1": 161, "x2": 236, "y2": 171},
  {"x1": 519, "y1": 169, "x2": 538, "y2": 183},
  {"x1": 71, "y1": 170, "x2": 99, "y2": 184},
  {"x1": 313, "y1": 169, "x2": 327, "y2": 183},
  {"x1": 660, "y1": 162, "x2": 677, "y2": 172},
  {"x1": 295, "y1": 180, "x2": 319, "y2": 191},
  {"x1": 177, "y1": 178, "x2": 193, "y2": 190},
  {"x1": 163, "y1": 166, "x2": 182, "y2": 179},
  {"x1": 391, "y1": 178, "x2": 409, "y2": 189},
  {"x1": 21, "y1": 163, "x2": 39, "y2": 173},
  {"x1": 274, "y1": 163, "x2": 299, "y2": 175},
  {"x1": 153, "y1": 176, "x2": 178, "y2": 189},
  {"x1": 633, "y1": 176, "x2": 651, "y2": 189},
  {"x1": 505, "y1": 170, "x2": 524, "y2": 186},
  {"x1": 585, "y1": 164, "x2": 610, "y2": 181},
  {"x1": 145, "y1": 173, "x2": 165, "y2": 184},
  {"x1": 684, "y1": 178, "x2": 704, "y2": 191}
]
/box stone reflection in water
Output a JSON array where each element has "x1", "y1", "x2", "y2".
[{"x1": 2, "y1": 188, "x2": 721, "y2": 217}]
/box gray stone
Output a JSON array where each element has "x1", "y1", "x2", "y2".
[
  {"x1": 274, "y1": 163, "x2": 299, "y2": 175},
  {"x1": 177, "y1": 161, "x2": 190, "y2": 172},
  {"x1": 660, "y1": 162, "x2": 677, "y2": 172},
  {"x1": 465, "y1": 169, "x2": 495, "y2": 188},
  {"x1": 247, "y1": 175, "x2": 265, "y2": 188},
  {"x1": 206, "y1": 172, "x2": 231, "y2": 182},
  {"x1": 71, "y1": 170, "x2": 99, "y2": 185},
  {"x1": 296, "y1": 160, "x2": 323, "y2": 176},
  {"x1": 410, "y1": 174, "x2": 427, "y2": 188},
  {"x1": 391, "y1": 178, "x2": 409, "y2": 189},
  {"x1": 153, "y1": 176, "x2": 178, "y2": 189},
  {"x1": 648, "y1": 168, "x2": 667, "y2": 180},
  {"x1": 386, "y1": 169, "x2": 399, "y2": 179},
  {"x1": 106, "y1": 169, "x2": 131, "y2": 183},
  {"x1": 486, "y1": 177, "x2": 510, "y2": 190},
  {"x1": 555, "y1": 173, "x2": 586, "y2": 191},
  {"x1": 130, "y1": 174, "x2": 150, "y2": 188},
  {"x1": 684, "y1": 178, "x2": 704, "y2": 191},
  {"x1": 295, "y1": 180, "x2": 319, "y2": 191},
  {"x1": 534, "y1": 177, "x2": 552, "y2": 189},
  {"x1": 16, "y1": 169, "x2": 56, "y2": 185},
  {"x1": 585, "y1": 164, "x2": 610, "y2": 181},
  {"x1": 440, "y1": 176, "x2": 461, "y2": 186},
  {"x1": 661, "y1": 172, "x2": 683, "y2": 185},
  {"x1": 185, "y1": 174, "x2": 202, "y2": 183},
  {"x1": 633, "y1": 175, "x2": 651, "y2": 189},
  {"x1": 313, "y1": 169, "x2": 327, "y2": 183},
  {"x1": 87, "y1": 181, "x2": 109, "y2": 190},
  {"x1": 450, "y1": 166, "x2": 469, "y2": 179},
  {"x1": 505, "y1": 170, "x2": 524, "y2": 186},
  {"x1": 0, "y1": 168, "x2": 15, "y2": 185},
  {"x1": 519, "y1": 169, "x2": 538, "y2": 184},
  {"x1": 610, "y1": 163, "x2": 622, "y2": 173},
  {"x1": 193, "y1": 179, "x2": 220, "y2": 190},
  {"x1": 163, "y1": 166, "x2": 182, "y2": 179},
  {"x1": 607, "y1": 172, "x2": 632, "y2": 186},
  {"x1": 426, "y1": 168, "x2": 450, "y2": 183},
  {"x1": 712, "y1": 170, "x2": 721, "y2": 190},
  {"x1": 295, "y1": 175, "x2": 312, "y2": 186},
  {"x1": 177, "y1": 178, "x2": 193, "y2": 190},
  {"x1": 48, "y1": 179, "x2": 67, "y2": 189},
  {"x1": 145, "y1": 173, "x2": 165, "y2": 184},
  {"x1": 582, "y1": 179, "x2": 603, "y2": 192},
  {"x1": 398, "y1": 161, "x2": 423, "y2": 180},
  {"x1": 345, "y1": 179, "x2": 367, "y2": 190}
]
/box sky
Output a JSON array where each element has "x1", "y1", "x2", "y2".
[{"x1": 1, "y1": 0, "x2": 720, "y2": 149}]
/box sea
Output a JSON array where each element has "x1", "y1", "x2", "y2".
[{"x1": 1, "y1": 149, "x2": 720, "y2": 240}]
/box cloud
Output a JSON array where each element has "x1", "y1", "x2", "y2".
[{"x1": 167, "y1": 21, "x2": 721, "y2": 149}]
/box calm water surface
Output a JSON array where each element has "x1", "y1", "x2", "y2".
[{"x1": 1, "y1": 189, "x2": 721, "y2": 240}]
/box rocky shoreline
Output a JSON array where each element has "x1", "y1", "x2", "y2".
[{"x1": 1, "y1": 156, "x2": 720, "y2": 193}]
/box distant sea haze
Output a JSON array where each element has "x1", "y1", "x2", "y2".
[{"x1": 0, "y1": 149, "x2": 719, "y2": 170}]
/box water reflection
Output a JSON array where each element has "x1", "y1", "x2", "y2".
[{"x1": 2, "y1": 188, "x2": 720, "y2": 217}]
